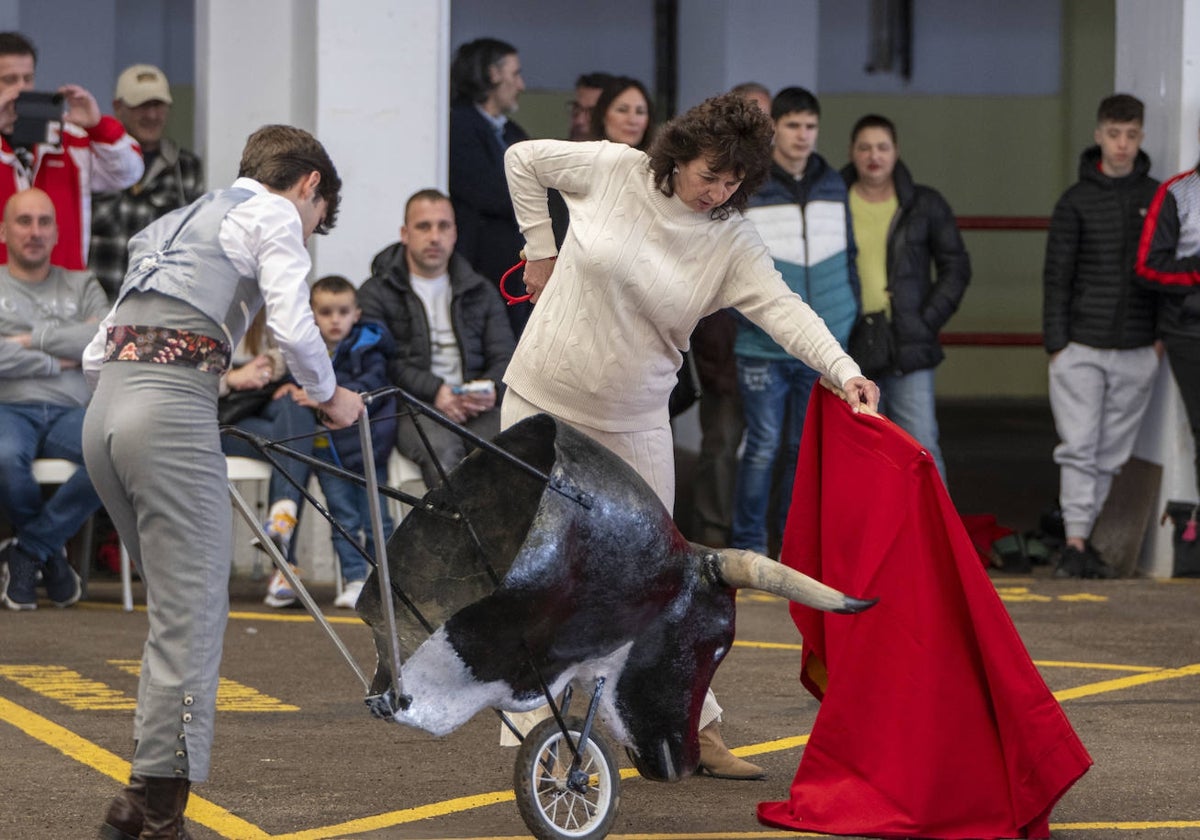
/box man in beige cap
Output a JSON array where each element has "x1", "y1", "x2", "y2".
[{"x1": 89, "y1": 63, "x2": 204, "y2": 298}]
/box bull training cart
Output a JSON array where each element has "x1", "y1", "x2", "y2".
[{"x1": 224, "y1": 385, "x2": 872, "y2": 840}]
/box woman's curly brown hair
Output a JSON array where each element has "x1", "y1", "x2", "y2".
[{"x1": 646, "y1": 92, "x2": 774, "y2": 220}]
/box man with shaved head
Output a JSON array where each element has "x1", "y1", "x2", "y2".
[{"x1": 0, "y1": 187, "x2": 108, "y2": 610}]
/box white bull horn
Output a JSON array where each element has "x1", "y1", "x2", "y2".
[{"x1": 714, "y1": 548, "x2": 877, "y2": 614}]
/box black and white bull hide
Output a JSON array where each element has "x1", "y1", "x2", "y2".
[{"x1": 356, "y1": 413, "x2": 874, "y2": 782}]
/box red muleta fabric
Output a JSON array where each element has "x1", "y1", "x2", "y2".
[{"x1": 756, "y1": 386, "x2": 1092, "y2": 839}]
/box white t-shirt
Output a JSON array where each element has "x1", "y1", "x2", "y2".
[{"x1": 409, "y1": 272, "x2": 462, "y2": 385}]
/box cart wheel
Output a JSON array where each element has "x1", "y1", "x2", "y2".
[{"x1": 514, "y1": 715, "x2": 620, "y2": 840}]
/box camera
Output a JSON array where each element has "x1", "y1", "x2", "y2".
[{"x1": 10, "y1": 91, "x2": 64, "y2": 150}]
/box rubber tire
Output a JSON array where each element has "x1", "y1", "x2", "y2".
[{"x1": 513, "y1": 715, "x2": 620, "y2": 840}]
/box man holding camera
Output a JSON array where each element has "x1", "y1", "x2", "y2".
[
  {"x1": 89, "y1": 64, "x2": 204, "y2": 299},
  {"x1": 358, "y1": 188, "x2": 516, "y2": 489},
  {"x1": 0, "y1": 32, "x2": 143, "y2": 272}
]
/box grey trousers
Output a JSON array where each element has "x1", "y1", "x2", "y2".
[
  {"x1": 1049, "y1": 342, "x2": 1159, "y2": 540},
  {"x1": 396, "y1": 405, "x2": 501, "y2": 489},
  {"x1": 83, "y1": 361, "x2": 230, "y2": 782}
]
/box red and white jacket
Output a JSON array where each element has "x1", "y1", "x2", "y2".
[{"x1": 0, "y1": 115, "x2": 143, "y2": 270}]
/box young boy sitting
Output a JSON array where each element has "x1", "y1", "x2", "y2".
[{"x1": 273, "y1": 275, "x2": 397, "y2": 608}]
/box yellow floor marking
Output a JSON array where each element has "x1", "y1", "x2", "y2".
[
  {"x1": 108, "y1": 660, "x2": 299, "y2": 712},
  {"x1": 270, "y1": 790, "x2": 515, "y2": 840},
  {"x1": 0, "y1": 662, "x2": 298, "y2": 713},
  {"x1": 735, "y1": 640, "x2": 803, "y2": 651},
  {"x1": 1053, "y1": 663, "x2": 1200, "y2": 701},
  {"x1": 1033, "y1": 660, "x2": 1163, "y2": 673},
  {"x1": 0, "y1": 665, "x2": 134, "y2": 710},
  {"x1": 77, "y1": 600, "x2": 365, "y2": 625},
  {"x1": 0, "y1": 696, "x2": 270, "y2": 839},
  {"x1": 4, "y1": 640, "x2": 1197, "y2": 838}
]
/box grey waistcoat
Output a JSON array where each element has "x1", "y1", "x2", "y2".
[{"x1": 116, "y1": 187, "x2": 260, "y2": 347}]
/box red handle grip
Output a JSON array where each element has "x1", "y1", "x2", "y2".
[{"x1": 499, "y1": 260, "x2": 531, "y2": 305}]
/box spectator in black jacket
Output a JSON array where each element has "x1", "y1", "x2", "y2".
[
  {"x1": 448, "y1": 37, "x2": 531, "y2": 337},
  {"x1": 358, "y1": 189, "x2": 515, "y2": 488},
  {"x1": 843, "y1": 114, "x2": 970, "y2": 484},
  {"x1": 1044, "y1": 94, "x2": 1160, "y2": 579}
]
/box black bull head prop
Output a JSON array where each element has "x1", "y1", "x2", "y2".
[{"x1": 356, "y1": 414, "x2": 874, "y2": 781}]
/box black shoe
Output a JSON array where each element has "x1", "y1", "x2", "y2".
[
  {"x1": 1081, "y1": 543, "x2": 1118, "y2": 580},
  {"x1": 1053, "y1": 545, "x2": 1085, "y2": 579},
  {"x1": 42, "y1": 549, "x2": 82, "y2": 607},
  {"x1": 1, "y1": 539, "x2": 39, "y2": 610}
]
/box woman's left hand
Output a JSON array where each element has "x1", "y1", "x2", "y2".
[{"x1": 840, "y1": 376, "x2": 880, "y2": 414}]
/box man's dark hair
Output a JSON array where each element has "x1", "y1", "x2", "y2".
[
  {"x1": 450, "y1": 38, "x2": 518, "y2": 106},
  {"x1": 730, "y1": 81, "x2": 769, "y2": 101},
  {"x1": 850, "y1": 113, "x2": 898, "y2": 146},
  {"x1": 772, "y1": 86, "x2": 821, "y2": 121},
  {"x1": 0, "y1": 32, "x2": 36, "y2": 63},
  {"x1": 238, "y1": 125, "x2": 342, "y2": 233},
  {"x1": 589, "y1": 76, "x2": 655, "y2": 151},
  {"x1": 1097, "y1": 93, "x2": 1144, "y2": 125},
  {"x1": 576, "y1": 72, "x2": 615, "y2": 91},
  {"x1": 404, "y1": 188, "x2": 452, "y2": 223},
  {"x1": 647, "y1": 92, "x2": 774, "y2": 220},
  {"x1": 311, "y1": 274, "x2": 357, "y2": 301}
]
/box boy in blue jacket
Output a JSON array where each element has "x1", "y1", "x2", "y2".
[{"x1": 268, "y1": 275, "x2": 396, "y2": 608}]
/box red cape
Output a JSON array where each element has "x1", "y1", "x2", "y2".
[{"x1": 757, "y1": 387, "x2": 1091, "y2": 839}]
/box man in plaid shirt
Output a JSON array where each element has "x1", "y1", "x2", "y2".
[{"x1": 89, "y1": 64, "x2": 204, "y2": 299}]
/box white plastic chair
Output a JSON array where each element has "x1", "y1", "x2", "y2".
[
  {"x1": 113, "y1": 456, "x2": 274, "y2": 612},
  {"x1": 29, "y1": 458, "x2": 96, "y2": 596}
]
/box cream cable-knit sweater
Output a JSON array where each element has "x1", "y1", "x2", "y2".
[{"x1": 504, "y1": 139, "x2": 861, "y2": 432}]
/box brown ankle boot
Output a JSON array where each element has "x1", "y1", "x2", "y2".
[
  {"x1": 696, "y1": 720, "x2": 766, "y2": 780},
  {"x1": 98, "y1": 775, "x2": 147, "y2": 840},
  {"x1": 138, "y1": 777, "x2": 192, "y2": 840}
]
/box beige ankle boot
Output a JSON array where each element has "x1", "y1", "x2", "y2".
[{"x1": 696, "y1": 720, "x2": 766, "y2": 780}]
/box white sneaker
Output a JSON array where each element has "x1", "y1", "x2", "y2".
[
  {"x1": 263, "y1": 565, "x2": 299, "y2": 608},
  {"x1": 333, "y1": 578, "x2": 364, "y2": 609}
]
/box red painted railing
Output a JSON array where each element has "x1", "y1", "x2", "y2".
[{"x1": 941, "y1": 215, "x2": 1049, "y2": 347}]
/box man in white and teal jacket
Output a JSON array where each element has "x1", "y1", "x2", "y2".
[{"x1": 733, "y1": 87, "x2": 860, "y2": 555}]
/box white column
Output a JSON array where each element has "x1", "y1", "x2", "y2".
[
  {"x1": 195, "y1": 0, "x2": 449, "y2": 283},
  {"x1": 313, "y1": 0, "x2": 449, "y2": 281},
  {"x1": 195, "y1": 0, "x2": 450, "y2": 580},
  {"x1": 1115, "y1": 0, "x2": 1200, "y2": 576},
  {"x1": 677, "y1": 0, "x2": 819, "y2": 111}
]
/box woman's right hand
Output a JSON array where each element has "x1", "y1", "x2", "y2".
[
  {"x1": 226, "y1": 354, "x2": 274, "y2": 391},
  {"x1": 522, "y1": 257, "x2": 556, "y2": 303}
]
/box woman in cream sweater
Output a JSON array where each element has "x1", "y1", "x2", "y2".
[
  {"x1": 501, "y1": 93, "x2": 878, "y2": 781},
  {"x1": 504, "y1": 93, "x2": 875, "y2": 507}
]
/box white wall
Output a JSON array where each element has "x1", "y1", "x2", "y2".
[
  {"x1": 676, "y1": 0, "x2": 819, "y2": 110},
  {"x1": 449, "y1": 0, "x2": 656, "y2": 90},
  {"x1": 818, "y1": 0, "x2": 1061, "y2": 95}
]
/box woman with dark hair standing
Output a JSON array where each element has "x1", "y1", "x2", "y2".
[
  {"x1": 843, "y1": 114, "x2": 970, "y2": 484},
  {"x1": 590, "y1": 76, "x2": 655, "y2": 151},
  {"x1": 448, "y1": 38, "x2": 531, "y2": 335},
  {"x1": 503, "y1": 93, "x2": 878, "y2": 779}
]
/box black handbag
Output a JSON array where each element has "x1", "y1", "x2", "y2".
[
  {"x1": 668, "y1": 350, "x2": 702, "y2": 418},
  {"x1": 217, "y1": 383, "x2": 280, "y2": 426},
  {"x1": 848, "y1": 310, "x2": 895, "y2": 378},
  {"x1": 1162, "y1": 501, "x2": 1200, "y2": 577}
]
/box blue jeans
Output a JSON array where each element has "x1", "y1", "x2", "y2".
[
  {"x1": 0, "y1": 403, "x2": 103, "y2": 562},
  {"x1": 730, "y1": 358, "x2": 819, "y2": 553},
  {"x1": 313, "y1": 444, "x2": 393, "y2": 583},
  {"x1": 220, "y1": 394, "x2": 315, "y2": 507},
  {"x1": 878, "y1": 367, "x2": 947, "y2": 484}
]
